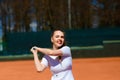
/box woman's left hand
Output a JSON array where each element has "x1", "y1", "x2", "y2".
[{"x1": 30, "y1": 46, "x2": 38, "y2": 54}]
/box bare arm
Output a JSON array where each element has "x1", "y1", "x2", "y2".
[
  {"x1": 32, "y1": 46, "x2": 63, "y2": 56},
  {"x1": 31, "y1": 48, "x2": 46, "y2": 72}
]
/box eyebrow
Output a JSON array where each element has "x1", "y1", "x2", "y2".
[{"x1": 55, "y1": 35, "x2": 64, "y2": 37}]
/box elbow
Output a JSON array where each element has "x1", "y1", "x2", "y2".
[
  {"x1": 37, "y1": 70, "x2": 42, "y2": 73},
  {"x1": 35, "y1": 63, "x2": 46, "y2": 72},
  {"x1": 36, "y1": 68, "x2": 44, "y2": 72}
]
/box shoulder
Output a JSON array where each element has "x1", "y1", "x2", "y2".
[
  {"x1": 60, "y1": 46, "x2": 71, "y2": 56},
  {"x1": 61, "y1": 46, "x2": 71, "y2": 50}
]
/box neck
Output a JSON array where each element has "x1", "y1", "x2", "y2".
[{"x1": 52, "y1": 45, "x2": 58, "y2": 50}]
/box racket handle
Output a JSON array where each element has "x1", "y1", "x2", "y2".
[{"x1": 33, "y1": 48, "x2": 36, "y2": 50}]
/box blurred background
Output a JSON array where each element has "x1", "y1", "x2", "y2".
[{"x1": 0, "y1": 0, "x2": 120, "y2": 60}]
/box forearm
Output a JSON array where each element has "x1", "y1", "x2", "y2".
[
  {"x1": 33, "y1": 53, "x2": 46, "y2": 72},
  {"x1": 36, "y1": 47, "x2": 62, "y2": 56},
  {"x1": 37, "y1": 48, "x2": 53, "y2": 55}
]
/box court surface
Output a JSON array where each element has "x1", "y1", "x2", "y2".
[{"x1": 0, "y1": 57, "x2": 120, "y2": 80}]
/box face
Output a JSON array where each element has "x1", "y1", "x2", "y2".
[{"x1": 51, "y1": 30, "x2": 65, "y2": 49}]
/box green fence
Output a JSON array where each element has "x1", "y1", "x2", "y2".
[
  {"x1": 4, "y1": 31, "x2": 52, "y2": 55},
  {"x1": 1, "y1": 28, "x2": 120, "y2": 57}
]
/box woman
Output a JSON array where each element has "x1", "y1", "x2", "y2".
[{"x1": 30, "y1": 29, "x2": 74, "y2": 80}]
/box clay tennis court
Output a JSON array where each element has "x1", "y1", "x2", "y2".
[{"x1": 0, "y1": 57, "x2": 120, "y2": 80}]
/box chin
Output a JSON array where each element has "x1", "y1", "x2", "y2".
[{"x1": 58, "y1": 45, "x2": 64, "y2": 49}]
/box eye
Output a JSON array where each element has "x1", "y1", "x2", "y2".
[
  {"x1": 55, "y1": 35, "x2": 59, "y2": 38},
  {"x1": 61, "y1": 36, "x2": 64, "y2": 38},
  {"x1": 55, "y1": 35, "x2": 64, "y2": 39}
]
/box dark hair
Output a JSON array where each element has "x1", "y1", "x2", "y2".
[{"x1": 51, "y1": 29, "x2": 65, "y2": 37}]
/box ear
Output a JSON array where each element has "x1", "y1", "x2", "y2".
[{"x1": 51, "y1": 37, "x2": 53, "y2": 43}]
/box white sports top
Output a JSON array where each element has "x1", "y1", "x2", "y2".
[{"x1": 41, "y1": 46, "x2": 74, "y2": 80}]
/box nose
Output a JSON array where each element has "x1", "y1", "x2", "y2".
[{"x1": 59, "y1": 37, "x2": 63, "y2": 40}]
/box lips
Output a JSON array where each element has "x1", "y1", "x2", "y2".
[{"x1": 57, "y1": 40, "x2": 62, "y2": 44}]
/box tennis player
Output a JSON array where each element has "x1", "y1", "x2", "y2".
[{"x1": 30, "y1": 29, "x2": 74, "y2": 80}]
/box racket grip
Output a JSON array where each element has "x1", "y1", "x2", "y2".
[{"x1": 33, "y1": 48, "x2": 36, "y2": 50}]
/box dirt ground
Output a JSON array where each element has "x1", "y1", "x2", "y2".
[{"x1": 0, "y1": 57, "x2": 120, "y2": 80}]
